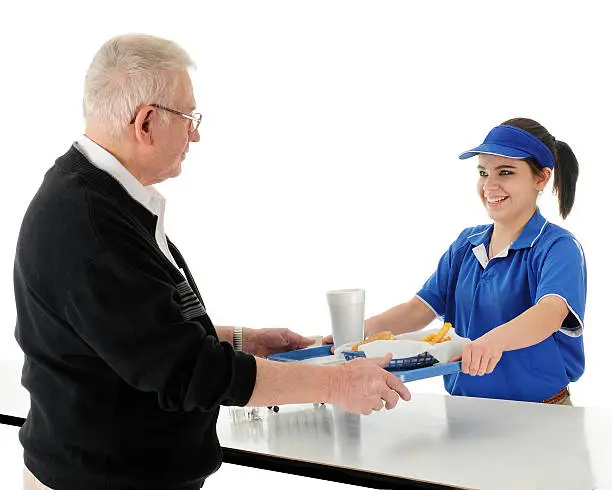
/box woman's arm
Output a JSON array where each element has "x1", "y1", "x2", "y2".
[
  {"x1": 456, "y1": 295, "x2": 569, "y2": 376},
  {"x1": 322, "y1": 296, "x2": 437, "y2": 346},
  {"x1": 365, "y1": 296, "x2": 437, "y2": 337}
]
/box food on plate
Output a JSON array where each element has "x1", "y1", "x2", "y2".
[
  {"x1": 351, "y1": 330, "x2": 396, "y2": 351},
  {"x1": 421, "y1": 334, "x2": 452, "y2": 344},
  {"x1": 421, "y1": 322, "x2": 452, "y2": 344}
]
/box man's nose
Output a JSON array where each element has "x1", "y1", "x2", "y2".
[{"x1": 190, "y1": 127, "x2": 200, "y2": 143}]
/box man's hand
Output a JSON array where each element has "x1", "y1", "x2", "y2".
[
  {"x1": 242, "y1": 328, "x2": 315, "y2": 358},
  {"x1": 329, "y1": 353, "x2": 411, "y2": 415},
  {"x1": 450, "y1": 338, "x2": 504, "y2": 376}
]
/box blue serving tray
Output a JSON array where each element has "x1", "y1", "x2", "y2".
[
  {"x1": 268, "y1": 346, "x2": 462, "y2": 381},
  {"x1": 268, "y1": 345, "x2": 334, "y2": 362},
  {"x1": 393, "y1": 361, "x2": 462, "y2": 382}
]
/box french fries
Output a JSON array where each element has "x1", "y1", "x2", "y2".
[
  {"x1": 351, "y1": 330, "x2": 396, "y2": 351},
  {"x1": 349, "y1": 323, "x2": 453, "y2": 351},
  {"x1": 421, "y1": 322, "x2": 452, "y2": 344}
]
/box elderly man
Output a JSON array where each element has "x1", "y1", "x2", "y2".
[{"x1": 14, "y1": 34, "x2": 411, "y2": 490}]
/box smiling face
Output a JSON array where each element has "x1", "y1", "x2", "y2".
[{"x1": 477, "y1": 154, "x2": 551, "y2": 226}]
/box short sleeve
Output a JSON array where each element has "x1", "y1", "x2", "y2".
[
  {"x1": 535, "y1": 237, "x2": 587, "y2": 337},
  {"x1": 416, "y1": 245, "x2": 454, "y2": 318}
]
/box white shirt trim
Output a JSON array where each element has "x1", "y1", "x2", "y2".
[
  {"x1": 75, "y1": 135, "x2": 181, "y2": 271},
  {"x1": 530, "y1": 220, "x2": 549, "y2": 247},
  {"x1": 537, "y1": 293, "x2": 584, "y2": 338},
  {"x1": 415, "y1": 294, "x2": 443, "y2": 320},
  {"x1": 467, "y1": 228, "x2": 489, "y2": 241}
]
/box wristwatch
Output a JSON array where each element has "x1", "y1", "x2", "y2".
[{"x1": 233, "y1": 327, "x2": 243, "y2": 351}]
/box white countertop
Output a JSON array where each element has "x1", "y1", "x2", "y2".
[
  {"x1": 0, "y1": 424, "x2": 24, "y2": 489},
  {"x1": 2, "y1": 358, "x2": 611, "y2": 489},
  {"x1": 0, "y1": 359, "x2": 28, "y2": 419},
  {"x1": 218, "y1": 396, "x2": 611, "y2": 490}
]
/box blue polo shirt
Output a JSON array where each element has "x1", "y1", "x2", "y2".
[{"x1": 416, "y1": 209, "x2": 586, "y2": 402}]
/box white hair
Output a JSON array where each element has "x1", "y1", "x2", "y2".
[{"x1": 83, "y1": 34, "x2": 195, "y2": 139}]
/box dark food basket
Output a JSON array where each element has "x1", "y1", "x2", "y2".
[{"x1": 342, "y1": 350, "x2": 438, "y2": 370}]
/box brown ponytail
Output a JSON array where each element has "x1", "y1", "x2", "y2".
[{"x1": 501, "y1": 118, "x2": 579, "y2": 219}]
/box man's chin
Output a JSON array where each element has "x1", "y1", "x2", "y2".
[{"x1": 170, "y1": 162, "x2": 182, "y2": 178}]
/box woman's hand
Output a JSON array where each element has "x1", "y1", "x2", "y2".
[{"x1": 450, "y1": 337, "x2": 504, "y2": 376}]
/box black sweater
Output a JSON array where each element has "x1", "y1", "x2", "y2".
[{"x1": 14, "y1": 145, "x2": 257, "y2": 490}]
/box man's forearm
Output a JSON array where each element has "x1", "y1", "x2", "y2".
[
  {"x1": 215, "y1": 326, "x2": 235, "y2": 346},
  {"x1": 247, "y1": 357, "x2": 335, "y2": 407}
]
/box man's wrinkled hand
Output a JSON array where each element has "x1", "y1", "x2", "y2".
[
  {"x1": 321, "y1": 334, "x2": 335, "y2": 353},
  {"x1": 242, "y1": 328, "x2": 315, "y2": 358},
  {"x1": 330, "y1": 353, "x2": 411, "y2": 415}
]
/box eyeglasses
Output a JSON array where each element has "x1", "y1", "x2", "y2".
[{"x1": 130, "y1": 104, "x2": 202, "y2": 133}]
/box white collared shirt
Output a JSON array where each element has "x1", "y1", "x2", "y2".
[
  {"x1": 75, "y1": 135, "x2": 181, "y2": 272},
  {"x1": 471, "y1": 241, "x2": 511, "y2": 269}
]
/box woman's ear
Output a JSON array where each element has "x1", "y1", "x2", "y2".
[{"x1": 535, "y1": 167, "x2": 553, "y2": 191}]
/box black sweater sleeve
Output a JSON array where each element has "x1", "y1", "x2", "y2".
[{"x1": 61, "y1": 192, "x2": 257, "y2": 411}]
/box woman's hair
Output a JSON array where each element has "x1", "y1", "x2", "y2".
[
  {"x1": 501, "y1": 118, "x2": 579, "y2": 219},
  {"x1": 83, "y1": 34, "x2": 195, "y2": 139}
]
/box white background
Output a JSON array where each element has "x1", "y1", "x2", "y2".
[{"x1": 1, "y1": 1, "x2": 611, "y2": 488}]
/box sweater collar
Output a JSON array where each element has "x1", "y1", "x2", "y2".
[{"x1": 74, "y1": 135, "x2": 166, "y2": 217}]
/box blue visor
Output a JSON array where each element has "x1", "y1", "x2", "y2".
[{"x1": 458, "y1": 125, "x2": 555, "y2": 170}]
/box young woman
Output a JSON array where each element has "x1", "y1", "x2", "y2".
[{"x1": 353, "y1": 118, "x2": 585, "y2": 404}]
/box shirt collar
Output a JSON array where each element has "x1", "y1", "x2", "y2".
[
  {"x1": 467, "y1": 209, "x2": 548, "y2": 250},
  {"x1": 75, "y1": 135, "x2": 164, "y2": 216},
  {"x1": 467, "y1": 226, "x2": 492, "y2": 247},
  {"x1": 510, "y1": 208, "x2": 549, "y2": 250}
]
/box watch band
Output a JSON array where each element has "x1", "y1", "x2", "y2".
[{"x1": 233, "y1": 327, "x2": 243, "y2": 351}]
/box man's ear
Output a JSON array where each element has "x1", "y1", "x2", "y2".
[{"x1": 133, "y1": 107, "x2": 154, "y2": 145}]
